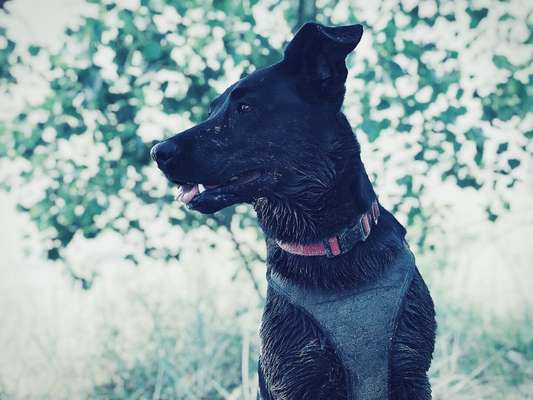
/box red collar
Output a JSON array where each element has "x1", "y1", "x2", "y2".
[{"x1": 275, "y1": 200, "x2": 380, "y2": 258}]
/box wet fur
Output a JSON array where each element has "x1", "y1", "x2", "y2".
[
  {"x1": 152, "y1": 22, "x2": 437, "y2": 399},
  {"x1": 256, "y1": 114, "x2": 436, "y2": 399}
]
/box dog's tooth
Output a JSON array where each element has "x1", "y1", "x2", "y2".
[
  {"x1": 174, "y1": 186, "x2": 182, "y2": 201},
  {"x1": 198, "y1": 184, "x2": 206, "y2": 193}
]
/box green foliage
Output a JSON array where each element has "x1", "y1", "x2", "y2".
[
  {"x1": 314, "y1": 0, "x2": 531, "y2": 248},
  {"x1": 466, "y1": 7, "x2": 488, "y2": 29},
  {"x1": 1, "y1": 0, "x2": 531, "y2": 262},
  {"x1": 0, "y1": 26, "x2": 16, "y2": 84},
  {"x1": 89, "y1": 302, "x2": 256, "y2": 399},
  {"x1": 2, "y1": 0, "x2": 285, "y2": 262},
  {"x1": 430, "y1": 305, "x2": 533, "y2": 399}
]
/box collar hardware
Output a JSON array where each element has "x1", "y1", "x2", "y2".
[{"x1": 276, "y1": 199, "x2": 380, "y2": 258}]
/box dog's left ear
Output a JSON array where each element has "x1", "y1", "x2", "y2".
[{"x1": 283, "y1": 22, "x2": 363, "y2": 105}]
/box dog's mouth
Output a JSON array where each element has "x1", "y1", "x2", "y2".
[{"x1": 169, "y1": 169, "x2": 265, "y2": 213}]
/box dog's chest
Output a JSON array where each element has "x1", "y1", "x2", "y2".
[{"x1": 258, "y1": 248, "x2": 415, "y2": 400}]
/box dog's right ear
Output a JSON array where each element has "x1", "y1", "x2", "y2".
[{"x1": 283, "y1": 22, "x2": 363, "y2": 106}]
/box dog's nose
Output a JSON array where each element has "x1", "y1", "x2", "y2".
[{"x1": 151, "y1": 141, "x2": 177, "y2": 164}]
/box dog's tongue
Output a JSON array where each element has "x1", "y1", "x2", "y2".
[{"x1": 175, "y1": 184, "x2": 199, "y2": 204}]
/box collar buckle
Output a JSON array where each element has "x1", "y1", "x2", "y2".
[
  {"x1": 323, "y1": 237, "x2": 342, "y2": 258},
  {"x1": 359, "y1": 213, "x2": 371, "y2": 242}
]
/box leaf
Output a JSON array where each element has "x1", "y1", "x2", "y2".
[
  {"x1": 496, "y1": 143, "x2": 508, "y2": 154},
  {"x1": 474, "y1": 143, "x2": 484, "y2": 166},
  {"x1": 492, "y1": 55, "x2": 513, "y2": 70},
  {"x1": 465, "y1": 128, "x2": 485, "y2": 145},
  {"x1": 361, "y1": 119, "x2": 390, "y2": 142},
  {"x1": 508, "y1": 159, "x2": 520, "y2": 169},
  {"x1": 443, "y1": 14, "x2": 456, "y2": 22},
  {"x1": 28, "y1": 45, "x2": 41, "y2": 56},
  {"x1": 388, "y1": 60, "x2": 405, "y2": 79},
  {"x1": 499, "y1": 13, "x2": 514, "y2": 21},
  {"x1": 143, "y1": 42, "x2": 162, "y2": 61},
  {"x1": 361, "y1": 120, "x2": 380, "y2": 142},
  {"x1": 116, "y1": 104, "x2": 136, "y2": 123},
  {"x1": 377, "y1": 99, "x2": 390, "y2": 110},
  {"x1": 398, "y1": 122, "x2": 413, "y2": 133},
  {"x1": 456, "y1": 175, "x2": 482, "y2": 189},
  {"x1": 441, "y1": 106, "x2": 467, "y2": 124},
  {"x1": 47, "y1": 248, "x2": 60, "y2": 260},
  {"x1": 485, "y1": 207, "x2": 498, "y2": 222},
  {"x1": 467, "y1": 7, "x2": 489, "y2": 28}
]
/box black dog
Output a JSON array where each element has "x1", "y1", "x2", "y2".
[{"x1": 152, "y1": 22, "x2": 436, "y2": 400}]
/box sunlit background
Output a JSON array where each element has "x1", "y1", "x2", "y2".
[{"x1": 0, "y1": 0, "x2": 532, "y2": 399}]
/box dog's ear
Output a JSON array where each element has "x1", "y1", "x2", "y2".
[{"x1": 283, "y1": 22, "x2": 363, "y2": 105}]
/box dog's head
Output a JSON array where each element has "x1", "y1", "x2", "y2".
[{"x1": 151, "y1": 23, "x2": 363, "y2": 214}]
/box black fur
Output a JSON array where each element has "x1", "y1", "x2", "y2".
[{"x1": 152, "y1": 22, "x2": 436, "y2": 399}]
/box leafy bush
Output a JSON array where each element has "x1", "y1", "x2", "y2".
[{"x1": 1, "y1": 0, "x2": 530, "y2": 267}]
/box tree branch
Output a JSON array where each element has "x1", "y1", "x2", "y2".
[{"x1": 211, "y1": 215, "x2": 265, "y2": 302}]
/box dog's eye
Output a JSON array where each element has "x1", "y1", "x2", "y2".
[{"x1": 237, "y1": 103, "x2": 252, "y2": 113}]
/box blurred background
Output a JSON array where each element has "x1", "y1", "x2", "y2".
[{"x1": 0, "y1": 0, "x2": 531, "y2": 399}]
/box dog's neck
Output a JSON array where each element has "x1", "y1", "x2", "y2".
[
  {"x1": 253, "y1": 113, "x2": 406, "y2": 288},
  {"x1": 254, "y1": 113, "x2": 376, "y2": 244},
  {"x1": 253, "y1": 165, "x2": 372, "y2": 244}
]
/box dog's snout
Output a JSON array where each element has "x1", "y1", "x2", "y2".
[{"x1": 151, "y1": 141, "x2": 177, "y2": 164}]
